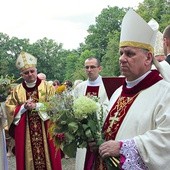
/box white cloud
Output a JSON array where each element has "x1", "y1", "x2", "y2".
[{"x1": 0, "y1": 0, "x2": 143, "y2": 49}]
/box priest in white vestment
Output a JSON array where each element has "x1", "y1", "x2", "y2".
[{"x1": 73, "y1": 57, "x2": 109, "y2": 170}]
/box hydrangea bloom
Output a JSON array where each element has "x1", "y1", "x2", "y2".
[{"x1": 73, "y1": 96, "x2": 99, "y2": 119}]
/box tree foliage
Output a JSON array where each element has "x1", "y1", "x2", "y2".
[
  {"x1": 137, "y1": 0, "x2": 170, "y2": 31},
  {"x1": 101, "y1": 31, "x2": 121, "y2": 76},
  {"x1": 0, "y1": 0, "x2": 169, "y2": 81},
  {"x1": 84, "y1": 6, "x2": 125, "y2": 61},
  {"x1": 65, "y1": 52, "x2": 79, "y2": 81},
  {"x1": 31, "y1": 38, "x2": 71, "y2": 82}
]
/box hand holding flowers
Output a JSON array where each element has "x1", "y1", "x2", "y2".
[
  {"x1": 99, "y1": 140, "x2": 120, "y2": 169},
  {"x1": 47, "y1": 90, "x2": 120, "y2": 169}
]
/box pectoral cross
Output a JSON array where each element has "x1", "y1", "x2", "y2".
[
  {"x1": 109, "y1": 114, "x2": 119, "y2": 127},
  {"x1": 106, "y1": 113, "x2": 119, "y2": 133}
]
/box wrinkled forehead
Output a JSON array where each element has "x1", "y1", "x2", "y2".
[
  {"x1": 21, "y1": 67, "x2": 37, "y2": 73},
  {"x1": 119, "y1": 46, "x2": 141, "y2": 52}
]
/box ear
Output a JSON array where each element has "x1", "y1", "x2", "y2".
[
  {"x1": 145, "y1": 52, "x2": 153, "y2": 65},
  {"x1": 163, "y1": 38, "x2": 167, "y2": 46},
  {"x1": 167, "y1": 37, "x2": 170, "y2": 46},
  {"x1": 164, "y1": 37, "x2": 170, "y2": 46},
  {"x1": 98, "y1": 66, "x2": 102, "y2": 72}
]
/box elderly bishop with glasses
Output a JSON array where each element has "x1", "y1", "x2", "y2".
[{"x1": 5, "y1": 52, "x2": 62, "y2": 170}]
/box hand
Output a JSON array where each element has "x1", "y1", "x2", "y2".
[
  {"x1": 88, "y1": 139, "x2": 98, "y2": 152},
  {"x1": 99, "y1": 140, "x2": 120, "y2": 158},
  {"x1": 24, "y1": 100, "x2": 36, "y2": 110}
]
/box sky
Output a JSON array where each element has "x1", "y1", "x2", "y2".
[{"x1": 0, "y1": 0, "x2": 144, "y2": 50}]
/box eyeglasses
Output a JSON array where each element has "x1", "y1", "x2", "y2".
[
  {"x1": 84, "y1": 65, "x2": 98, "y2": 69},
  {"x1": 22, "y1": 70, "x2": 35, "y2": 75}
]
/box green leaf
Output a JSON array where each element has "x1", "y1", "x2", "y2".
[
  {"x1": 78, "y1": 141, "x2": 87, "y2": 148},
  {"x1": 82, "y1": 123, "x2": 89, "y2": 130},
  {"x1": 84, "y1": 128, "x2": 93, "y2": 138},
  {"x1": 64, "y1": 132, "x2": 75, "y2": 143},
  {"x1": 68, "y1": 122, "x2": 78, "y2": 133},
  {"x1": 88, "y1": 119, "x2": 98, "y2": 132},
  {"x1": 63, "y1": 142, "x2": 77, "y2": 158},
  {"x1": 61, "y1": 120, "x2": 67, "y2": 125}
]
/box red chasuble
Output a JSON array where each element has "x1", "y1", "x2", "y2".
[{"x1": 10, "y1": 78, "x2": 61, "y2": 170}]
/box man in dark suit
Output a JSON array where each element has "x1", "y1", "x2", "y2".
[{"x1": 163, "y1": 25, "x2": 170, "y2": 64}]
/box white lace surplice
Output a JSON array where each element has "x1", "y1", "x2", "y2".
[{"x1": 120, "y1": 139, "x2": 148, "y2": 170}]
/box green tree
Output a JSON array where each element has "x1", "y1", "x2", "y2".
[
  {"x1": 137, "y1": 0, "x2": 170, "y2": 31},
  {"x1": 0, "y1": 33, "x2": 11, "y2": 75},
  {"x1": 84, "y1": 6, "x2": 125, "y2": 61},
  {"x1": 30, "y1": 38, "x2": 70, "y2": 82},
  {"x1": 0, "y1": 0, "x2": 169, "y2": 82},
  {"x1": 72, "y1": 50, "x2": 95, "y2": 81},
  {"x1": 7, "y1": 37, "x2": 31, "y2": 77},
  {"x1": 101, "y1": 31, "x2": 120, "y2": 76},
  {"x1": 0, "y1": 33, "x2": 31, "y2": 78},
  {"x1": 65, "y1": 52, "x2": 78, "y2": 81}
]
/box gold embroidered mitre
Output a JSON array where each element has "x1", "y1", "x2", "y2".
[
  {"x1": 16, "y1": 51, "x2": 37, "y2": 71},
  {"x1": 154, "y1": 31, "x2": 164, "y2": 56}
]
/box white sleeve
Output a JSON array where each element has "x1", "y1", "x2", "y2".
[{"x1": 13, "y1": 104, "x2": 27, "y2": 125}]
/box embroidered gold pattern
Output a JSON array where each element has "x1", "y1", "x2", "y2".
[
  {"x1": 27, "y1": 90, "x2": 47, "y2": 170},
  {"x1": 106, "y1": 92, "x2": 140, "y2": 139}
]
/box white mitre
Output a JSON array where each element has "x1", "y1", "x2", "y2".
[
  {"x1": 119, "y1": 9, "x2": 157, "y2": 53},
  {"x1": 120, "y1": 9, "x2": 170, "y2": 82},
  {"x1": 148, "y1": 19, "x2": 170, "y2": 82},
  {"x1": 154, "y1": 31, "x2": 164, "y2": 56},
  {"x1": 148, "y1": 18, "x2": 164, "y2": 56},
  {"x1": 16, "y1": 51, "x2": 37, "y2": 71}
]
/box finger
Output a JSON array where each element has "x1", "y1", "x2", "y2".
[{"x1": 99, "y1": 149, "x2": 110, "y2": 159}]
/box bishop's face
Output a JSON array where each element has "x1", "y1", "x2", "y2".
[
  {"x1": 119, "y1": 46, "x2": 152, "y2": 81},
  {"x1": 21, "y1": 67, "x2": 37, "y2": 83}
]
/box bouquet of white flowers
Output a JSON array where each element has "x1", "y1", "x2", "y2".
[
  {"x1": 47, "y1": 91, "x2": 119, "y2": 169},
  {"x1": 47, "y1": 92, "x2": 103, "y2": 155}
]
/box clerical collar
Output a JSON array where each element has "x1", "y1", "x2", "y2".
[
  {"x1": 25, "y1": 80, "x2": 37, "y2": 88},
  {"x1": 167, "y1": 53, "x2": 170, "y2": 56},
  {"x1": 87, "y1": 75, "x2": 102, "y2": 86},
  {"x1": 126, "y1": 71, "x2": 151, "y2": 88}
]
